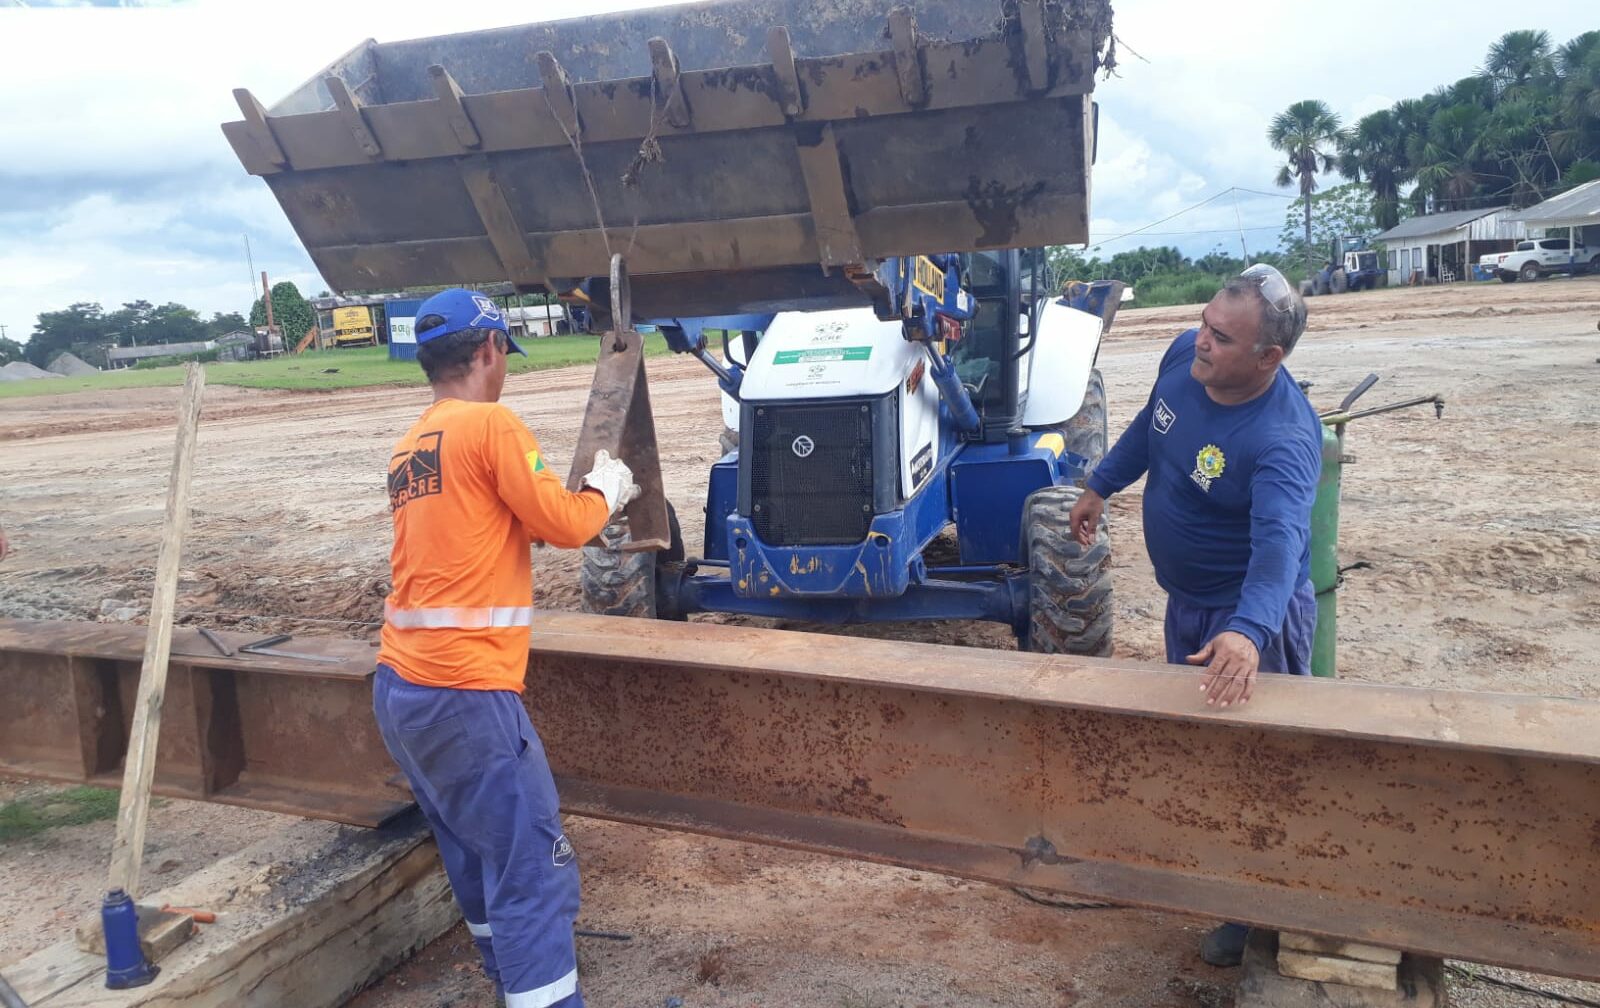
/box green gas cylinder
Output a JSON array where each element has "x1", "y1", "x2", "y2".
[{"x1": 1309, "y1": 423, "x2": 1343, "y2": 678}]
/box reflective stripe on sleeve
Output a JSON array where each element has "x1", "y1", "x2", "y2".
[
  {"x1": 505, "y1": 968, "x2": 578, "y2": 1008},
  {"x1": 384, "y1": 604, "x2": 534, "y2": 630}
]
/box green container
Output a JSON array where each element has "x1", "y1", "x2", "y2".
[{"x1": 1309, "y1": 424, "x2": 1343, "y2": 678}]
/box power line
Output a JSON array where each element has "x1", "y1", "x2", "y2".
[{"x1": 1087, "y1": 224, "x2": 1281, "y2": 240}]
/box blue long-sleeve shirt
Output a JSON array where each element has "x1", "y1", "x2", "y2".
[{"x1": 1086, "y1": 330, "x2": 1323, "y2": 650}]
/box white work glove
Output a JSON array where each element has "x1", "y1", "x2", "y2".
[{"x1": 581, "y1": 450, "x2": 641, "y2": 514}]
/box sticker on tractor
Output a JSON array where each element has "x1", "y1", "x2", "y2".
[
  {"x1": 913, "y1": 256, "x2": 945, "y2": 297},
  {"x1": 910, "y1": 443, "x2": 934, "y2": 489},
  {"x1": 773, "y1": 346, "x2": 873, "y2": 365}
]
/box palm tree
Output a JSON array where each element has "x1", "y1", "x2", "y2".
[
  {"x1": 1338, "y1": 110, "x2": 1413, "y2": 230},
  {"x1": 1485, "y1": 30, "x2": 1555, "y2": 99},
  {"x1": 1553, "y1": 32, "x2": 1600, "y2": 161},
  {"x1": 1269, "y1": 99, "x2": 1345, "y2": 274},
  {"x1": 1415, "y1": 105, "x2": 1487, "y2": 210}
]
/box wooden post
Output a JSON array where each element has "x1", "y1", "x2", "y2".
[{"x1": 107, "y1": 364, "x2": 206, "y2": 898}]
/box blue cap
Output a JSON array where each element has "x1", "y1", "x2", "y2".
[{"x1": 413, "y1": 288, "x2": 526, "y2": 356}]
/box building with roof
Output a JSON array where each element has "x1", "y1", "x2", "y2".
[
  {"x1": 1506, "y1": 179, "x2": 1600, "y2": 257},
  {"x1": 1374, "y1": 207, "x2": 1526, "y2": 285}
]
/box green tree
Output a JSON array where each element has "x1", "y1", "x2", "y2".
[
  {"x1": 249, "y1": 281, "x2": 315, "y2": 345},
  {"x1": 0, "y1": 335, "x2": 25, "y2": 366},
  {"x1": 1277, "y1": 183, "x2": 1388, "y2": 266},
  {"x1": 1338, "y1": 109, "x2": 1413, "y2": 230},
  {"x1": 1414, "y1": 104, "x2": 1489, "y2": 210},
  {"x1": 204, "y1": 311, "x2": 249, "y2": 338},
  {"x1": 1269, "y1": 99, "x2": 1345, "y2": 275},
  {"x1": 26, "y1": 302, "x2": 114, "y2": 368},
  {"x1": 1484, "y1": 29, "x2": 1555, "y2": 99}
]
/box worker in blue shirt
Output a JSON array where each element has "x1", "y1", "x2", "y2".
[{"x1": 1068, "y1": 263, "x2": 1321, "y2": 965}]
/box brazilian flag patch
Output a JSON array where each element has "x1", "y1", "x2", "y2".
[{"x1": 525, "y1": 449, "x2": 547, "y2": 473}]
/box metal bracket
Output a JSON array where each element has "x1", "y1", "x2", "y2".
[
  {"x1": 887, "y1": 7, "x2": 928, "y2": 107},
  {"x1": 534, "y1": 51, "x2": 582, "y2": 139},
  {"x1": 324, "y1": 76, "x2": 383, "y2": 159},
  {"x1": 766, "y1": 26, "x2": 804, "y2": 118},
  {"x1": 231, "y1": 88, "x2": 288, "y2": 169},
  {"x1": 647, "y1": 37, "x2": 692, "y2": 129},
  {"x1": 565, "y1": 255, "x2": 672, "y2": 553},
  {"x1": 429, "y1": 64, "x2": 482, "y2": 149}
]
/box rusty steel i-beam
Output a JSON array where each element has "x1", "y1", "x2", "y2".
[{"x1": 1, "y1": 615, "x2": 1596, "y2": 981}]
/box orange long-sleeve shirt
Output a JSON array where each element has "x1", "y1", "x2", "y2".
[{"x1": 377, "y1": 399, "x2": 611, "y2": 691}]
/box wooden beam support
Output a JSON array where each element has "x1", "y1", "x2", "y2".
[
  {"x1": 8, "y1": 818, "x2": 456, "y2": 1008},
  {"x1": 766, "y1": 26, "x2": 804, "y2": 117},
  {"x1": 458, "y1": 155, "x2": 548, "y2": 292},
  {"x1": 107, "y1": 364, "x2": 205, "y2": 899},
  {"x1": 887, "y1": 7, "x2": 927, "y2": 107},
  {"x1": 1017, "y1": 0, "x2": 1052, "y2": 91},
  {"x1": 428, "y1": 64, "x2": 482, "y2": 149},
  {"x1": 534, "y1": 51, "x2": 581, "y2": 139},
  {"x1": 323, "y1": 75, "x2": 383, "y2": 159},
  {"x1": 646, "y1": 37, "x2": 692, "y2": 129},
  {"x1": 230, "y1": 88, "x2": 288, "y2": 169},
  {"x1": 792, "y1": 123, "x2": 864, "y2": 266}
]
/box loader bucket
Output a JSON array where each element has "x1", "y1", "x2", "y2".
[{"x1": 223, "y1": 0, "x2": 1114, "y2": 318}]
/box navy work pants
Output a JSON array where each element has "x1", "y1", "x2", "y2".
[
  {"x1": 373, "y1": 665, "x2": 583, "y2": 1008},
  {"x1": 1164, "y1": 580, "x2": 1318, "y2": 675}
]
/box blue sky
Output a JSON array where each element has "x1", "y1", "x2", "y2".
[{"x1": 0, "y1": 0, "x2": 1594, "y2": 342}]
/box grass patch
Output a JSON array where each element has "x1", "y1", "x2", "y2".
[
  {"x1": 0, "y1": 786, "x2": 120, "y2": 841},
  {"x1": 0, "y1": 335, "x2": 671, "y2": 400}
]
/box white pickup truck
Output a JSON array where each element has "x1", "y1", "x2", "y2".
[{"x1": 1480, "y1": 238, "x2": 1599, "y2": 282}]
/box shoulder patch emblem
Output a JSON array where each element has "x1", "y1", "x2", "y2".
[{"x1": 525, "y1": 449, "x2": 546, "y2": 474}]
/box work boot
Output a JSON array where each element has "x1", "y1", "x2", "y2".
[{"x1": 1200, "y1": 922, "x2": 1250, "y2": 967}]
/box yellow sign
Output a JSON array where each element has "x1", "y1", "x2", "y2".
[
  {"x1": 332, "y1": 306, "x2": 375, "y2": 345},
  {"x1": 912, "y1": 256, "x2": 945, "y2": 298}
]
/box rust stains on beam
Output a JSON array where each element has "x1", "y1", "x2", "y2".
[{"x1": 1, "y1": 615, "x2": 1597, "y2": 981}]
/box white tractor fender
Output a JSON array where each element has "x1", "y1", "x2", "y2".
[{"x1": 1020, "y1": 299, "x2": 1104, "y2": 426}]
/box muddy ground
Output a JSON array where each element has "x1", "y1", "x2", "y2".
[{"x1": 2, "y1": 277, "x2": 1599, "y2": 1006}]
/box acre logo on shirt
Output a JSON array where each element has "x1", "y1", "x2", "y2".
[
  {"x1": 1190, "y1": 443, "x2": 1226, "y2": 492},
  {"x1": 389, "y1": 431, "x2": 445, "y2": 510}
]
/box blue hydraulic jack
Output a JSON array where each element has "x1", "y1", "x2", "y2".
[{"x1": 101, "y1": 889, "x2": 160, "y2": 989}]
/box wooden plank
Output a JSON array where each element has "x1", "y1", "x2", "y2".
[
  {"x1": 792, "y1": 122, "x2": 864, "y2": 266},
  {"x1": 1280, "y1": 932, "x2": 1403, "y2": 965},
  {"x1": 324, "y1": 75, "x2": 383, "y2": 159},
  {"x1": 230, "y1": 89, "x2": 288, "y2": 169},
  {"x1": 428, "y1": 64, "x2": 482, "y2": 149},
  {"x1": 766, "y1": 27, "x2": 804, "y2": 117},
  {"x1": 1277, "y1": 950, "x2": 1400, "y2": 992},
  {"x1": 10, "y1": 818, "x2": 456, "y2": 1008},
  {"x1": 106, "y1": 364, "x2": 205, "y2": 899},
  {"x1": 1239, "y1": 932, "x2": 1441, "y2": 1008},
  {"x1": 457, "y1": 155, "x2": 548, "y2": 291}
]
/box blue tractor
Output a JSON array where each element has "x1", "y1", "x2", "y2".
[{"x1": 580, "y1": 253, "x2": 1127, "y2": 655}]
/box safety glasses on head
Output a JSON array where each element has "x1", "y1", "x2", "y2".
[{"x1": 1239, "y1": 263, "x2": 1294, "y2": 315}]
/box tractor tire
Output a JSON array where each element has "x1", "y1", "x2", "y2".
[
  {"x1": 579, "y1": 501, "x2": 685, "y2": 620},
  {"x1": 1020, "y1": 485, "x2": 1113, "y2": 657},
  {"x1": 719, "y1": 425, "x2": 738, "y2": 458},
  {"x1": 1061, "y1": 367, "x2": 1108, "y2": 484},
  {"x1": 1298, "y1": 279, "x2": 1315, "y2": 297},
  {"x1": 1520, "y1": 262, "x2": 1541, "y2": 282},
  {"x1": 1312, "y1": 273, "x2": 1330, "y2": 296},
  {"x1": 1330, "y1": 268, "x2": 1349, "y2": 294}
]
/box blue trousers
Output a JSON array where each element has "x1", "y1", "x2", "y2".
[
  {"x1": 1164, "y1": 580, "x2": 1317, "y2": 675},
  {"x1": 373, "y1": 665, "x2": 583, "y2": 1008}
]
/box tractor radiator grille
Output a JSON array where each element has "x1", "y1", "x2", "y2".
[{"x1": 749, "y1": 400, "x2": 875, "y2": 546}]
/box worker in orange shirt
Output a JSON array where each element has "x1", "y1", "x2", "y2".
[{"x1": 374, "y1": 289, "x2": 634, "y2": 1008}]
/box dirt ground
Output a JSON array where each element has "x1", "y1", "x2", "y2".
[{"x1": 2, "y1": 276, "x2": 1599, "y2": 1006}]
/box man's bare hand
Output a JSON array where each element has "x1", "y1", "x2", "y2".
[
  {"x1": 1068, "y1": 488, "x2": 1105, "y2": 547},
  {"x1": 1187, "y1": 631, "x2": 1259, "y2": 707}
]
